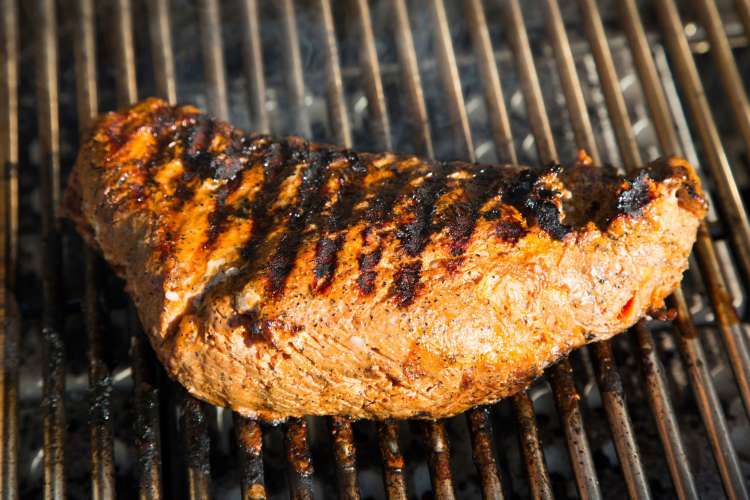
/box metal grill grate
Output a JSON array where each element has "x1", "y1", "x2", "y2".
[{"x1": 2, "y1": 0, "x2": 750, "y2": 498}]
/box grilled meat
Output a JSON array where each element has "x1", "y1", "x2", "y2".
[{"x1": 64, "y1": 98, "x2": 706, "y2": 420}]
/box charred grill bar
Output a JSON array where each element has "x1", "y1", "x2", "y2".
[{"x1": 3, "y1": 0, "x2": 750, "y2": 499}]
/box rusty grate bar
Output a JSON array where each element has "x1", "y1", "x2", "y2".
[
  {"x1": 182, "y1": 393, "x2": 211, "y2": 499},
  {"x1": 0, "y1": 0, "x2": 19, "y2": 497},
  {"x1": 549, "y1": 360, "x2": 601, "y2": 500},
  {"x1": 1, "y1": 0, "x2": 17, "y2": 290},
  {"x1": 513, "y1": 392, "x2": 553, "y2": 500},
  {"x1": 286, "y1": 417, "x2": 314, "y2": 500},
  {"x1": 466, "y1": 407, "x2": 504, "y2": 500},
  {"x1": 376, "y1": 421, "x2": 407, "y2": 500},
  {"x1": 330, "y1": 416, "x2": 360, "y2": 500},
  {"x1": 36, "y1": 0, "x2": 68, "y2": 497},
  {"x1": 72, "y1": 1, "x2": 117, "y2": 497},
  {"x1": 420, "y1": 421, "x2": 455, "y2": 500},
  {"x1": 234, "y1": 416, "x2": 266, "y2": 500},
  {"x1": 240, "y1": 0, "x2": 269, "y2": 134},
  {"x1": 132, "y1": 324, "x2": 164, "y2": 500}
]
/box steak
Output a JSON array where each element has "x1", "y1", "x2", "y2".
[{"x1": 64, "y1": 98, "x2": 706, "y2": 420}]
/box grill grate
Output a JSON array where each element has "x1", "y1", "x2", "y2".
[{"x1": 2, "y1": 0, "x2": 750, "y2": 498}]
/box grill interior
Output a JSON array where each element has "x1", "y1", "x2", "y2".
[{"x1": 2, "y1": 0, "x2": 750, "y2": 498}]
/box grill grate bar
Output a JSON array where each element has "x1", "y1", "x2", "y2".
[
  {"x1": 632, "y1": 322, "x2": 698, "y2": 500},
  {"x1": 240, "y1": 0, "x2": 269, "y2": 134},
  {"x1": 112, "y1": 1, "x2": 168, "y2": 497},
  {"x1": 182, "y1": 393, "x2": 211, "y2": 500},
  {"x1": 466, "y1": 407, "x2": 505, "y2": 500},
  {"x1": 503, "y1": 0, "x2": 558, "y2": 165},
  {"x1": 234, "y1": 416, "x2": 266, "y2": 500},
  {"x1": 353, "y1": 0, "x2": 391, "y2": 151},
  {"x1": 199, "y1": 0, "x2": 229, "y2": 122},
  {"x1": 36, "y1": 0, "x2": 68, "y2": 496},
  {"x1": 319, "y1": 0, "x2": 352, "y2": 148},
  {"x1": 513, "y1": 392, "x2": 553, "y2": 500},
  {"x1": 428, "y1": 0, "x2": 474, "y2": 161},
  {"x1": 1, "y1": 0, "x2": 17, "y2": 289},
  {"x1": 285, "y1": 417, "x2": 314, "y2": 500},
  {"x1": 656, "y1": 0, "x2": 750, "y2": 423},
  {"x1": 549, "y1": 360, "x2": 602, "y2": 500},
  {"x1": 465, "y1": 0, "x2": 517, "y2": 165},
  {"x1": 738, "y1": 0, "x2": 750, "y2": 41},
  {"x1": 0, "y1": 0, "x2": 19, "y2": 496},
  {"x1": 132, "y1": 325, "x2": 164, "y2": 500},
  {"x1": 280, "y1": 0, "x2": 312, "y2": 138},
  {"x1": 694, "y1": 0, "x2": 750, "y2": 167},
  {"x1": 671, "y1": 289, "x2": 749, "y2": 500},
  {"x1": 73, "y1": 1, "x2": 117, "y2": 497},
  {"x1": 330, "y1": 416, "x2": 360, "y2": 500},
  {"x1": 389, "y1": 0, "x2": 434, "y2": 158},
  {"x1": 591, "y1": 342, "x2": 651, "y2": 499},
  {"x1": 421, "y1": 420, "x2": 455, "y2": 500},
  {"x1": 376, "y1": 421, "x2": 407, "y2": 500},
  {"x1": 147, "y1": 0, "x2": 177, "y2": 106},
  {"x1": 543, "y1": 0, "x2": 601, "y2": 164}
]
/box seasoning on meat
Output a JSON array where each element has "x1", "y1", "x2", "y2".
[{"x1": 64, "y1": 98, "x2": 707, "y2": 420}]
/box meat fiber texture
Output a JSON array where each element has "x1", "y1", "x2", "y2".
[{"x1": 64, "y1": 98, "x2": 707, "y2": 420}]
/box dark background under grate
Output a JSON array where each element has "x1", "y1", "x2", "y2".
[{"x1": 2, "y1": 0, "x2": 750, "y2": 499}]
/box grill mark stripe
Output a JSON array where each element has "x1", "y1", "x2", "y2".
[
  {"x1": 202, "y1": 134, "x2": 268, "y2": 250},
  {"x1": 395, "y1": 161, "x2": 453, "y2": 257},
  {"x1": 239, "y1": 138, "x2": 302, "y2": 263},
  {"x1": 312, "y1": 153, "x2": 370, "y2": 292},
  {"x1": 266, "y1": 148, "x2": 333, "y2": 296},
  {"x1": 353, "y1": 163, "x2": 421, "y2": 295},
  {"x1": 391, "y1": 261, "x2": 422, "y2": 308},
  {"x1": 388, "y1": 162, "x2": 455, "y2": 306},
  {"x1": 442, "y1": 167, "x2": 504, "y2": 258}
]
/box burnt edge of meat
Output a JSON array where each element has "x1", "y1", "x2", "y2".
[{"x1": 503, "y1": 166, "x2": 570, "y2": 240}]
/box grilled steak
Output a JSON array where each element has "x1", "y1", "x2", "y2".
[{"x1": 64, "y1": 98, "x2": 706, "y2": 420}]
